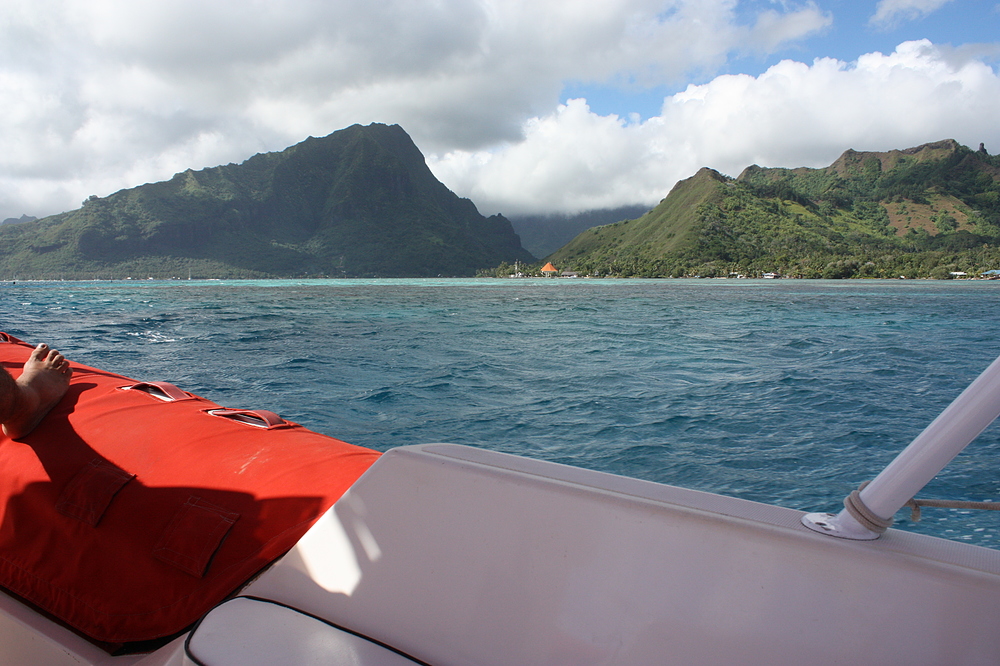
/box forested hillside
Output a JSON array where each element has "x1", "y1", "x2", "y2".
[
  {"x1": 547, "y1": 140, "x2": 1000, "y2": 278},
  {"x1": 0, "y1": 124, "x2": 534, "y2": 279}
]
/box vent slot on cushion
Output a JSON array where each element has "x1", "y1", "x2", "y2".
[
  {"x1": 206, "y1": 409, "x2": 285, "y2": 429},
  {"x1": 119, "y1": 382, "x2": 195, "y2": 402}
]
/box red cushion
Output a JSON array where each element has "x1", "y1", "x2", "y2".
[{"x1": 0, "y1": 334, "x2": 380, "y2": 645}]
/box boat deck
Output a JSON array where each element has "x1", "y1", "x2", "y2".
[{"x1": 244, "y1": 444, "x2": 1000, "y2": 665}]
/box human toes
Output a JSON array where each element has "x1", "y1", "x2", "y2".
[
  {"x1": 54, "y1": 355, "x2": 72, "y2": 375},
  {"x1": 28, "y1": 343, "x2": 50, "y2": 362}
]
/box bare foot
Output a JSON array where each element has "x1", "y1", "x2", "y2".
[{"x1": 2, "y1": 344, "x2": 73, "y2": 439}]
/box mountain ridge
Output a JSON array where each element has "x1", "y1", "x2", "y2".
[
  {"x1": 548, "y1": 139, "x2": 1000, "y2": 278},
  {"x1": 0, "y1": 124, "x2": 535, "y2": 279}
]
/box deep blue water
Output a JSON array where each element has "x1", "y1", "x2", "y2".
[{"x1": 3, "y1": 278, "x2": 1000, "y2": 547}]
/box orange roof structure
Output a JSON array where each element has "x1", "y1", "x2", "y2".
[{"x1": 541, "y1": 262, "x2": 557, "y2": 273}]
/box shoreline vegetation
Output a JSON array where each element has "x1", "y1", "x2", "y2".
[{"x1": 0, "y1": 269, "x2": 1000, "y2": 280}]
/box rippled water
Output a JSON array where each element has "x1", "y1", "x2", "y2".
[{"x1": 3, "y1": 278, "x2": 1000, "y2": 547}]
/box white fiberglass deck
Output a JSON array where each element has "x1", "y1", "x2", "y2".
[{"x1": 243, "y1": 443, "x2": 1000, "y2": 666}]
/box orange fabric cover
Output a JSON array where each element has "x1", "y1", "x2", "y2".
[{"x1": 0, "y1": 334, "x2": 380, "y2": 644}]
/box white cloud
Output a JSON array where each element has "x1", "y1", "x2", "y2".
[
  {"x1": 428, "y1": 40, "x2": 1000, "y2": 216},
  {"x1": 428, "y1": 100, "x2": 670, "y2": 215},
  {"x1": 0, "y1": 0, "x2": 831, "y2": 220},
  {"x1": 869, "y1": 0, "x2": 954, "y2": 28}
]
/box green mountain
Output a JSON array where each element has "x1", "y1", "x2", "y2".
[
  {"x1": 0, "y1": 124, "x2": 535, "y2": 279},
  {"x1": 1, "y1": 214, "x2": 36, "y2": 226},
  {"x1": 549, "y1": 139, "x2": 1000, "y2": 278}
]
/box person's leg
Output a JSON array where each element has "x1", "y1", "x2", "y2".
[
  {"x1": 1, "y1": 344, "x2": 72, "y2": 439},
  {"x1": 0, "y1": 365, "x2": 18, "y2": 424}
]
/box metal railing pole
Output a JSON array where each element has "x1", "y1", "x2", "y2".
[{"x1": 803, "y1": 353, "x2": 1000, "y2": 540}]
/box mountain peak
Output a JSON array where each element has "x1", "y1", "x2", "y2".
[
  {"x1": 550, "y1": 139, "x2": 1000, "y2": 279},
  {"x1": 0, "y1": 124, "x2": 534, "y2": 279},
  {"x1": 829, "y1": 139, "x2": 962, "y2": 177}
]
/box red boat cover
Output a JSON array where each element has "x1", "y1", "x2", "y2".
[{"x1": 0, "y1": 334, "x2": 380, "y2": 646}]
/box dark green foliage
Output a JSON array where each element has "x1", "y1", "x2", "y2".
[
  {"x1": 546, "y1": 140, "x2": 1000, "y2": 278},
  {"x1": 0, "y1": 124, "x2": 535, "y2": 279}
]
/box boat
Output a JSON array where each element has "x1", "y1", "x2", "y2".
[{"x1": 2, "y1": 331, "x2": 1000, "y2": 664}]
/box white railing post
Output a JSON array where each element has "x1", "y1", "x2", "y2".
[{"x1": 803, "y1": 353, "x2": 1000, "y2": 540}]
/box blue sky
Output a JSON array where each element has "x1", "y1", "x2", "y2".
[
  {"x1": 2, "y1": 0, "x2": 999, "y2": 220},
  {"x1": 567, "y1": 1, "x2": 1000, "y2": 121}
]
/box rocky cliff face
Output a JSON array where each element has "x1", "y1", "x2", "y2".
[{"x1": 0, "y1": 123, "x2": 535, "y2": 279}]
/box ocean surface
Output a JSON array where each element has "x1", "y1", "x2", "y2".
[{"x1": 3, "y1": 278, "x2": 1000, "y2": 548}]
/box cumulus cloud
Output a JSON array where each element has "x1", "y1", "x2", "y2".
[
  {"x1": 869, "y1": 0, "x2": 954, "y2": 28},
  {"x1": 428, "y1": 40, "x2": 1000, "y2": 215},
  {"x1": 0, "y1": 0, "x2": 830, "y2": 220}
]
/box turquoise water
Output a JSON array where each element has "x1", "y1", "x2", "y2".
[{"x1": 3, "y1": 278, "x2": 1000, "y2": 547}]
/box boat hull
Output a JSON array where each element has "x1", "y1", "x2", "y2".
[
  {"x1": 242, "y1": 443, "x2": 1000, "y2": 665},
  {"x1": 4, "y1": 442, "x2": 1000, "y2": 664}
]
